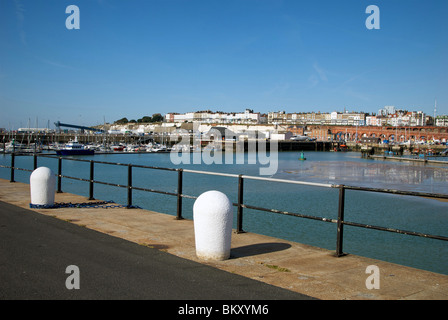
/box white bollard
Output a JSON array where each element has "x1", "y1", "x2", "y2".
[
  {"x1": 193, "y1": 190, "x2": 233, "y2": 261},
  {"x1": 30, "y1": 167, "x2": 56, "y2": 206}
]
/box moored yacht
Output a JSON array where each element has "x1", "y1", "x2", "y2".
[{"x1": 56, "y1": 137, "x2": 94, "y2": 155}]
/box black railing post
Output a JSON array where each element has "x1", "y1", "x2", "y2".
[
  {"x1": 88, "y1": 160, "x2": 95, "y2": 200},
  {"x1": 57, "y1": 157, "x2": 62, "y2": 193},
  {"x1": 236, "y1": 174, "x2": 245, "y2": 233},
  {"x1": 33, "y1": 154, "x2": 37, "y2": 170},
  {"x1": 127, "y1": 164, "x2": 133, "y2": 208},
  {"x1": 176, "y1": 169, "x2": 184, "y2": 220},
  {"x1": 336, "y1": 185, "x2": 346, "y2": 257},
  {"x1": 10, "y1": 153, "x2": 15, "y2": 183}
]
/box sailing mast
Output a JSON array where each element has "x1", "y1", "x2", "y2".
[{"x1": 434, "y1": 99, "x2": 437, "y2": 125}]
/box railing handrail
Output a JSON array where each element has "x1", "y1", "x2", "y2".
[
  {"x1": 241, "y1": 175, "x2": 334, "y2": 188},
  {"x1": 2, "y1": 152, "x2": 448, "y2": 259},
  {"x1": 19, "y1": 153, "x2": 448, "y2": 198}
]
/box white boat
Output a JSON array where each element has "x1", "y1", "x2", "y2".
[
  {"x1": 126, "y1": 144, "x2": 147, "y2": 152},
  {"x1": 48, "y1": 143, "x2": 62, "y2": 150},
  {"x1": 290, "y1": 135, "x2": 309, "y2": 141},
  {"x1": 5, "y1": 141, "x2": 26, "y2": 152},
  {"x1": 4, "y1": 141, "x2": 37, "y2": 153},
  {"x1": 150, "y1": 144, "x2": 168, "y2": 152}
]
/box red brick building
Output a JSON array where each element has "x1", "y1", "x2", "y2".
[{"x1": 307, "y1": 125, "x2": 448, "y2": 142}]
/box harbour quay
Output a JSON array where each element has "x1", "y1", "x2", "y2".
[
  {"x1": 3, "y1": 122, "x2": 447, "y2": 154},
  {"x1": 0, "y1": 131, "x2": 336, "y2": 153},
  {"x1": 0, "y1": 132, "x2": 154, "y2": 148}
]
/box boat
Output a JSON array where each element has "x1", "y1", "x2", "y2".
[
  {"x1": 126, "y1": 144, "x2": 139, "y2": 152},
  {"x1": 48, "y1": 143, "x2": 62, "y2": 150},
  {"x1": 333, "y1": 144, "x2": 348, "y2": 152},
  {"x1": 5, "y1": 141, "x2": 26, "y2": 152},
  {"x1": 4, "y1": 141, "x2": 37, "y2": 153},
  {"x1": 291, "y1": 135, "x2": 309, "y2": 141},
  {"x1": 56, "y1": 138, "x2": 94, "y2": 156},
  {"x1": 150, "y1": 144, "x2": 168, "y2": 152},
  {"x1": 110, "y1": 144, "x2": 125, "y2": 152}
]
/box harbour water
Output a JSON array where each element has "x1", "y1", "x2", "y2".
[{"x1": 1, "y1": 151, "x2": 447, "y2": 275}]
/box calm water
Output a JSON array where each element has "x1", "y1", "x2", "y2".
[{"x1": 2, "y1": 151, "x2": 448, "y2": 275}]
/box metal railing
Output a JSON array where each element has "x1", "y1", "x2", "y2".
[{"x1": 2, "y1": 152, "x2": 448, "y2": 257}]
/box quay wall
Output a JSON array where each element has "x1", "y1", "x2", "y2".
[
  {"x1": 1, "y1": 132, "x2": 334, "y2": 152},
  {"x1": 2, "y1": 131, "x2": 446, "y2": 154}
]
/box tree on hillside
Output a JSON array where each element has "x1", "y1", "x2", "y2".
[
  {"x1": 151, "y1": 113, "x2": 164, "y2": 122},
  {"x1": 116, "y1": 114, "x2": 164, "y2": 124},
  {"x1": 114, "y1": 117, "x2": 129, "y2": 124},
  {"x1": 138, "y1": 116, "x2": 152, "y2": 123}
]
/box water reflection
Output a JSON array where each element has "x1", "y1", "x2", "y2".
[{"x1": 280, "y1": 159, "x2": 448, "y2": 194}]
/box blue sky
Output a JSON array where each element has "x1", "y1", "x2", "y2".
[{"x1": 1, "y1": 0, "x2": 447, "y2": 129}]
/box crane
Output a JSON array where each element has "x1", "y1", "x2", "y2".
[{"x1": 54, "y1": 121, "x2": 104, "y2": 133}]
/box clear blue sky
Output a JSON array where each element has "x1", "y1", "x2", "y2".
[{"x1": 1, "y1": 0, "x2": 447, "y2": 129}]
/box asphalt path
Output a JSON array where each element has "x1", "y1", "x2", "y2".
[{"x1": 0, "y1": 201, "x2": 314, "y2": 301}]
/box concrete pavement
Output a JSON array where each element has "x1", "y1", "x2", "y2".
[
  {"x1": 0, "y1": 200, "x2": 313, "y2": 300},
  {"x1": 1, "y1": 178, "x2": 447, "y2": 300}
]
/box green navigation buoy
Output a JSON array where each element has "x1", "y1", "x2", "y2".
[{"x1": 299, "y1": 151, "x2": 306, "y2": 161}]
